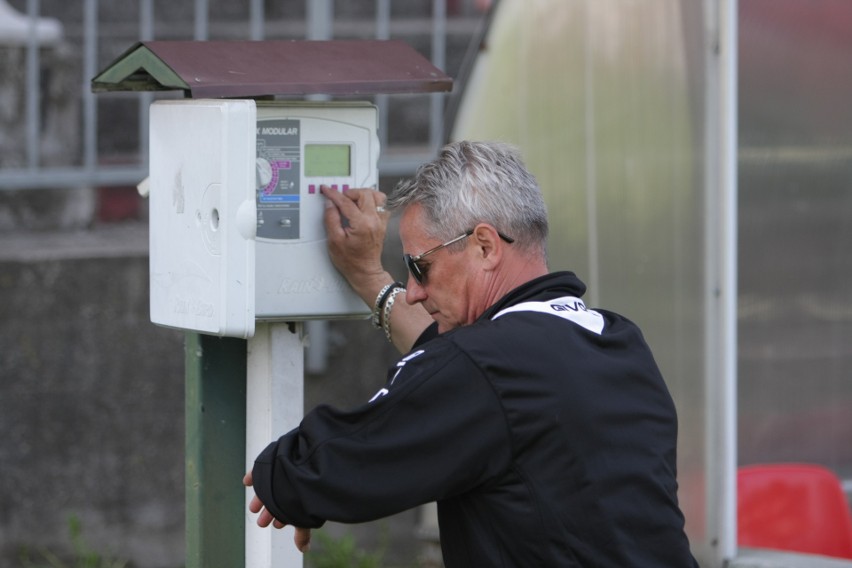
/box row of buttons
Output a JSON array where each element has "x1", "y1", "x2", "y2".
[{"x1": 307, "y1": 184, "x2": 350, "y2": 194}]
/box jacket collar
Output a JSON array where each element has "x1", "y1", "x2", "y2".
[
  {"x1": 413, "y1": 272, "x2": 589, "y2": 348},
  {"x1": 479, "y1": 271, "x2": 588, "y2": 322}
]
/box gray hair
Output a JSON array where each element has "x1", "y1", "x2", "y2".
[{"x1": 387, "y1": 140, "x2": 548, "y2": 259}]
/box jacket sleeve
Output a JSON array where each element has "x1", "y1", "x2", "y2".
[{"x1": 251, "y1": 337, "x2": 512, "y2": 527}]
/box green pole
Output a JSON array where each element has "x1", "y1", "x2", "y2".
[{"x1": 185, "y1": 332, "x2": 247, "y2": 568}]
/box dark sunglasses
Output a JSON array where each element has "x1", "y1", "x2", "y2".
[{"x1": 403, "y1": 229, "x2": 515, "y2": 285}]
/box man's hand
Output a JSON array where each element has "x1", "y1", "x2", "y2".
[
  {"x1": 243, "y1": 471, "x2": 312, "y2": 553},
  {"x1": 321, "y1": 186, "x2": 390, "y2": 294}
]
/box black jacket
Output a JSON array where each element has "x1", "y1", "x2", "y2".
[{"x1": 253, "y1": 272, "x2": 697, "y2": 567}]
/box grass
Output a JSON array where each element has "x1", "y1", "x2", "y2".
[{"x1": 18, "y1": 515, "x2": 128, "y2": 568}]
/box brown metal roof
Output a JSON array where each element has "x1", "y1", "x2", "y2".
[{"x1": 92, "y1": 39, "x2": 453, "y2": 98}]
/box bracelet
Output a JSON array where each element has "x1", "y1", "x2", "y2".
[
  {"x1": 382, "y1": 287, "x2": 406, "y2": 343},
  {"x1": 372, "y1": 281, "x2": 402, "y2": 328}
]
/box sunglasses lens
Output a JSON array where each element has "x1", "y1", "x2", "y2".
[{"x1": 404, "y1": 254, "x2": 423, "y2": 284}]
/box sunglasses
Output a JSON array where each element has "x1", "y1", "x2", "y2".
[{"x1": 403, "y1": 229, "x2": 515, "y2": 285}]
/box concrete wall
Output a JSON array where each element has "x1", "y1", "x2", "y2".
[{"x1": 0, "y1": 223, "x2": 186, "y2": 565}]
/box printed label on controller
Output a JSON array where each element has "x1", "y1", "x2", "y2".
[{"x1": 256, "y1": 119, "x2": 300, "y2": 240}]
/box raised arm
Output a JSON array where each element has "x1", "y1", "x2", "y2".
[{"x1": 321, "y1": 185, "x2": 432, "y2": 353}]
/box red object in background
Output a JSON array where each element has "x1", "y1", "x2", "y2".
[
  {"x1": 97, "y1": 186, "x2": 140, "y2": 222},
  {"x1": 738, "y1": 463, "x2": 852, "y2": 559}
]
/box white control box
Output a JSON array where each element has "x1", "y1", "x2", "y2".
[{"x1": 148, "y1": 99, "x2": 378, "y2": 338}]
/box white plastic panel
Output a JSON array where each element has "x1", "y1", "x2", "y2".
[
  {"x1": 149, "y1": 99, "x2": 257, "y2": 338},
  {"x1": 254, "y1": 102, "x2": 378, "y2": 320}
]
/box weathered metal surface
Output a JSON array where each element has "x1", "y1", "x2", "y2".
[
  {"x1": 185, "y1": 333, "x2": 247, "y2": 568},
  {"x1": 92, "y1": 39, "x2": 453, "y2": 97}
]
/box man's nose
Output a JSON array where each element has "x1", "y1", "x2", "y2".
[{"x1": 404, "y1": 276, "x2": 426, "y2": 304}]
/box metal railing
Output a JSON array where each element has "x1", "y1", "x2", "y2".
[{"x1": 0, "y1": 0, "x2": 483, "y2": 190}]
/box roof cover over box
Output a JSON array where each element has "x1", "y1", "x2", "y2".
[{"x1": 92, "y1": 39, "x2": 453, "y2": 98}]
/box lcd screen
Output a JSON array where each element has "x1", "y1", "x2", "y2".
[{"x1": 304, "y1": 144, "x2": 350, "y2": 177}]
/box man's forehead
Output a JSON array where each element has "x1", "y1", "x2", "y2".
[{"x1": 399, "y1": 204, "x2": 429, "y2": 242}]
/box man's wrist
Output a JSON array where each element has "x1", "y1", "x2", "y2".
[
  {"x1": 372, "y1": 281, "x2": 401, "y2": 328},
  {"x1": 372, "y1": 281, "x2": 404, "y2": 329},
  {"x1": 381, "y1": 286, "x2": 406, "y2": 342}
]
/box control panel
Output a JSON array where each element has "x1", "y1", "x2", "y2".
[
  {"x1": 147, "y1": 99, "x2": 378, "y2": 338},
  {"x1": 254, "y1": 102, "x2": 378, "y2": 320}
]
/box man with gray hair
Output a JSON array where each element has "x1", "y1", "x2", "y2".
[{"x1": 245, "y1": 141, "x2": 697, "y2": 566}]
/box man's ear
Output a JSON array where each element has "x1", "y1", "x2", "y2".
[{"x1": 471, "y1": 224, "x2": 503, "y2": 267}]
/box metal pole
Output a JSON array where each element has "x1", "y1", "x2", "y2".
[
  {"x1": 703, "y1": 0, "x2": 738, "y2": 564},
  {"x1": 375, "y1": 0, "x2": 390, "y2": 151},
  {"x1": 138, "y1": 0, "x2": 153, "y2": 168},
  {"x1": 82, "y1": 0, "x2": 97, "y2": 172},
  {"x1": 185, "y1": 333, "x2": 247, "y2": 568},
  {"x1": 246, "y1": 322, "x2": 305, "y2": 568},
  {"x1": 25, "y1": 0, "x2": 40, "y2": 170},
  {"x1": 430, "y1": 0, "x2": 447, "y2": 149},
  {"x1": 249, "y1": 0, "x2": 264, "y2": 40},
  {"x1": 582, "y1": 1, "x2": 600, "y2": 306},
  {"x1": 194, "y1": 0, "x2": 208, "y2": 40},
  {"x1": 307, "y1": 0, "x2": 333, "y2": 40},
  {"x1": 718, "y1": 0, "x2": 739, "y2": 560}
]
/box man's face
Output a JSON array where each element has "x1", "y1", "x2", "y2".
[{"x1": 399, "y1": 204, "x2": 480, "y2": 333}]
